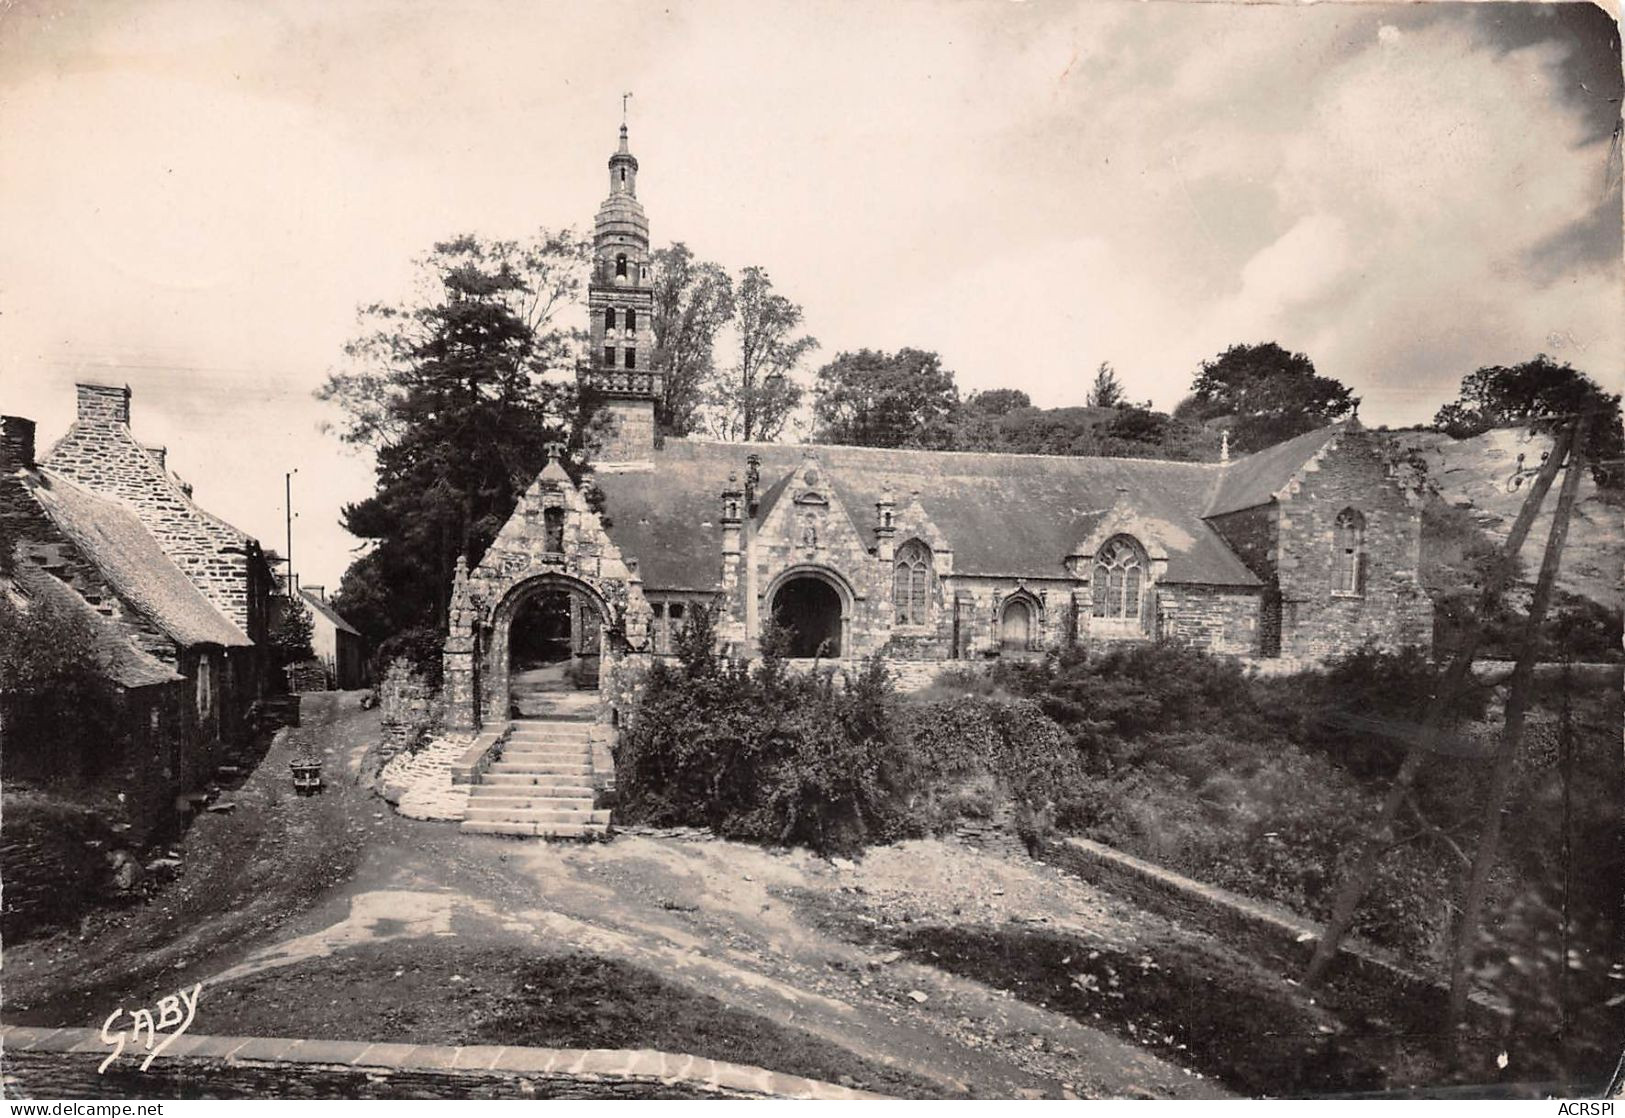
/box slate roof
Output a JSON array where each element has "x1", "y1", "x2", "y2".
[
  {"x1": 27, "y1": 470, "x2": 253, "y2": 648},
  {"x1": 6, "y1": 565, "x2": 183, "y2": 689},
  {"x1": 1206, "y1": 424, "x2": 1345, "y2": 517},
  {"x1": 592, "y1": 439, "x2": 1285, "y2": 591},
  {"x1": 299, "y1": 588, "x2": 361, "y2": 636}
]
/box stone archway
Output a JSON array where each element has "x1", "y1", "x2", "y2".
[
  {"x1": 765, "y1": 566, "x2": 852, "y2": 659},
  {"x1": 483, "y1": 573, "x2": 613, "y2": 724}
]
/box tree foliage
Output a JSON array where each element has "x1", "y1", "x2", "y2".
[
  {"x1": 1189, "y1": 342, "x2": 1358, "y2": 453},
  {"x1": 316, "y1": 231, "x2": 591, "y2": 640},
  {"x1": 268, "y1": 597, "x2": 316, "y2": 666},
  {"x1": 1086, "y1": 361, "x2": 1125, "y2": 408},
  {"x1": 811, "y1": 347, "x2": 960, "y2": 448},
  {"x1": 704, "y1": 266, "x2": 818, "y2": 442},
  {"x1": 650, "y1": 242, "x2": 735, "y2": 437},
  {"x1": 1433, "y1": 354, "x2": 1622, "y2": 488}
]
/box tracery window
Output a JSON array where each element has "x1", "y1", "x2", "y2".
[
  {"x1": 892, "y1": 539, "x2": 932, "y2": 625},
  {"x1": 1335, "y1": 508, "x2": 1365, "y2": 594},
  {"x1": 1092, "y1": 536, "x2": 1145, "y2": 622}
]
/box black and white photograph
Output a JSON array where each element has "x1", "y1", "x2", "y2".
[{"x1": 1, "y1": 0, "x2": 1621, "y2": 1104}]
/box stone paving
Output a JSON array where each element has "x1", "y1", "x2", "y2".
[{"x1": 379, "y1": 736, "x2": 473, "y2": 822}]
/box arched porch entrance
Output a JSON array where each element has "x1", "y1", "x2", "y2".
[
  {"x1": 482, "y1": 574, "x2": 610, "y2": 724},
  {"x1": 768, "y1": 569, "x2": 849, "y2": 658}
]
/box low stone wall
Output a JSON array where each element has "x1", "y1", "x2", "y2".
[
  {"x1": 0, "y1": 1025, "x2": 885, "y2": 1101},
  {"x1": 451, "y1": 729, "x2": 507, "y2": 786},
  {"x1": 1043, "y1": 835, "x2": 1510, "y2": 1030},
  {"x1": 377, "y1": 660, "x2": 439, "y2": 759}
]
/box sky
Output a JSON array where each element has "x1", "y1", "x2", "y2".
[{"x1": 1, "y1": 0, "x2": 1620, "y2": 591}]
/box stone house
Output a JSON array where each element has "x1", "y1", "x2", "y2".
[
  {"x1": 441, "y1": 126, "x2": 1432, "y2": 730},
  {"x1": 1, "y1": 399, "x2": 273, "y2": 832},
  {"x1": 298, "y1": 585, "x2": 367, "y2": 690}
]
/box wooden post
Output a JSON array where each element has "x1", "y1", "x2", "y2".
[
  {"x1": 1302, "y1": 421, "x2": 1578, "y2": 988},
  {"x1": 1445, "y1": 414, "x2": 1590, "y2": 1044}
]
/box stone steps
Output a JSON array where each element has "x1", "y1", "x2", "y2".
[{"x1": 460, "y1": 716, "x2": 609, "y2": 841}]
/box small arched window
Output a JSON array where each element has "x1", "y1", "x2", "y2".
[
  {"x1": 604, "y1": 307, "x2": 617, "y2": 330},
  {"x1": 1001, "y1": 598, "x2": 1034, "y2": 649},
  {"x1": 543, "y1": 506, "x2": 565, "y2": 553},
  {"x1": 1335, "y1": 508, "x2": 1365, "y2": 594},
  {"x1": 615, "y1": 254, "x2": 628, "y2": 278},
  {"x1": 625, "y1": 308, "x2": 636, "y2": 331},
  {"x1": 1092, "y1": 536, "x2": 1145, "y2": 623},
  {"x1": 893, "y1": 540, "x2": 932, "y2": 625}
]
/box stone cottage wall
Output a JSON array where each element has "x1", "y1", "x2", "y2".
[
  {"x1": 1154, "y1": 585, "x2": 1262, "y2": 655},
  {"x1": 1275, "y1": 435, "x2": 1432, "y2": 660},
  {"x1": 44, "y1": 384, "x2": 272, "y2": 644}
]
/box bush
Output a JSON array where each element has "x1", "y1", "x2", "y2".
[
  {"x1": 616, "y1": 607, "x2": 916, "y2": 855},
  {"x1": 370, "y1": 626, "x2": 444, "y2": 688}
]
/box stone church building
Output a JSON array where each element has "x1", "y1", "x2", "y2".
[{"x1": 443, "y1": 127, "x2": 1432, "y2": 731}]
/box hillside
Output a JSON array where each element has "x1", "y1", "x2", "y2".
[{"x1": 1397, "y1": 427, "x2": 1621, "y2": 610}]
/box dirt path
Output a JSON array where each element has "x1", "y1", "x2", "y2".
[{"x1": 5, "y1": 694, "x2": 1223, "y2": 1099}]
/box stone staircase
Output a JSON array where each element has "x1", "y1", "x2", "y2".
[{"x1": 460, "y1": 711, "x2": 611, "y2": 839}]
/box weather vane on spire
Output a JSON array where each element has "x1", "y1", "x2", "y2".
[{"x1": 622, "y1": 91, "x2": 633, "y2": 125}]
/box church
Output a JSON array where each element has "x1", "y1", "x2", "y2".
[{"x1": 442, "y1": 126, "x2": 1433, "y2": 732}]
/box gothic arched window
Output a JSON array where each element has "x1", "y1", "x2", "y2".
[
  {"x1": 893, "y1": 539, "x2": 932, "y2": 625},
  {"x1": 1092, "y1": 536, "x2": 1146, "y2": 623},
  {"x1": 604, "y1": 307, "x2": 617, "y2": 330},
  {"x1": 615, "y1": 254, "x2": 628, "y2": 278},
  {"x1": 1335, "y1": 508, "x2": 1365, "y2": 594}
]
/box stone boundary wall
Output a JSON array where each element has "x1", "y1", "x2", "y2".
[
  {"x1": 0, "y1": 1025, "x2": 885, "y2": 1101},
  {"x1": 1042, "y1": 836, "x2": 1510, "y2": 1031}
]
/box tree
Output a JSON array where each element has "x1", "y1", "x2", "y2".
[
  {"x1": 1189, "y1": 342, "x2": 1357, "y2": 453},
  {"x1": 812, "y1": 348, "x2": 960, "y2": 448},
  {"x1": 316, "y1": 231, "x2": 591, "y2": 639},
  {"x1": 1434, "y1": 355, "x2": 1622, "y2": 488},
  {"x1": 1086, "y1": 362, "x2": 1126, "y2": 408},
  {"x1": 268, "y1": 597, "x2": 316, "y2": 666},
  {"x1": 650, "y1": 243, "x2": 734, "y2": 437},
  {"x1": 704, "y1": 266, "x2": 818, "y2": 442}
]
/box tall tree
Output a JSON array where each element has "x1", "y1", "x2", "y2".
[
  {"x1": 1086, "y1": 361, "x2": 1126, "y2": 408},
  {"x1": 705, "y1": 266, "x2": 818, "y2": 442},
  {"x1": 650, "y1": 242, "x2": 735, "y2": 437},
  {"x1": 1189, "y1": 342, "x2": 1357, "y2": 453},
  {"x1": 315, "y1": 231, "x2": 590, "y2": 640},
  {"x1": 812, "y1": 347, "x2": 960, "y2": 448},
  {"x1": 1434, "y1": 354, "x2": 1621, "y2": 488}
]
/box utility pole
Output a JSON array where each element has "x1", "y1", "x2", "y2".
[
  {"x1": 285, "y1": 469, "x2": 297, "y2": 596},
  {"x1": 1302, "y1": 420, "x2": 1578, "y2": 988},
  {"x1": 1446, "y1": 413, "x2": 1590, "y2": 1047}
]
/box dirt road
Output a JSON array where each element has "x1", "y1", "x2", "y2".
[{"x1": 4, "y1": 693, "x2": 1224, "y2": 1099}]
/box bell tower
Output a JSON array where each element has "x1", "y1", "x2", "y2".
[{"x1": 580, "y1": 121, "x2": 661, "y2": 464}]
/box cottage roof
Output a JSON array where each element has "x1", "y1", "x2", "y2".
[
  {"x1": 6, "y1": 564, "x2": 183, "y2": 688},
  {"x1": 299, "y1": 588, "x2": 361, "y2": 636},
  {"x1": 27, "y1": 470, "x2": 252, "y2": 648},
  {"x1": 592, "y1": 439, "x2": 1282, "y2": 590}
]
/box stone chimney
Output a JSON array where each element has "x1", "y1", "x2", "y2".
[
  {"x1": 1, "y1": 415, "x2": 36, "y2": 470},
  {"x1": 76, "y1": 383, "x2": 132, "y2": 426},
  {"x1": 305, "y1": 585, "x2": 325, "y2": 602}
]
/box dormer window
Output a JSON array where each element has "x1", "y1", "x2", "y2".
[
  {"x1": 1092, "y1": 535, "x2": 1147, "y2": 632},
  {"x1": 893, "y1": 539, "x2": 933, "y2": 626}
]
